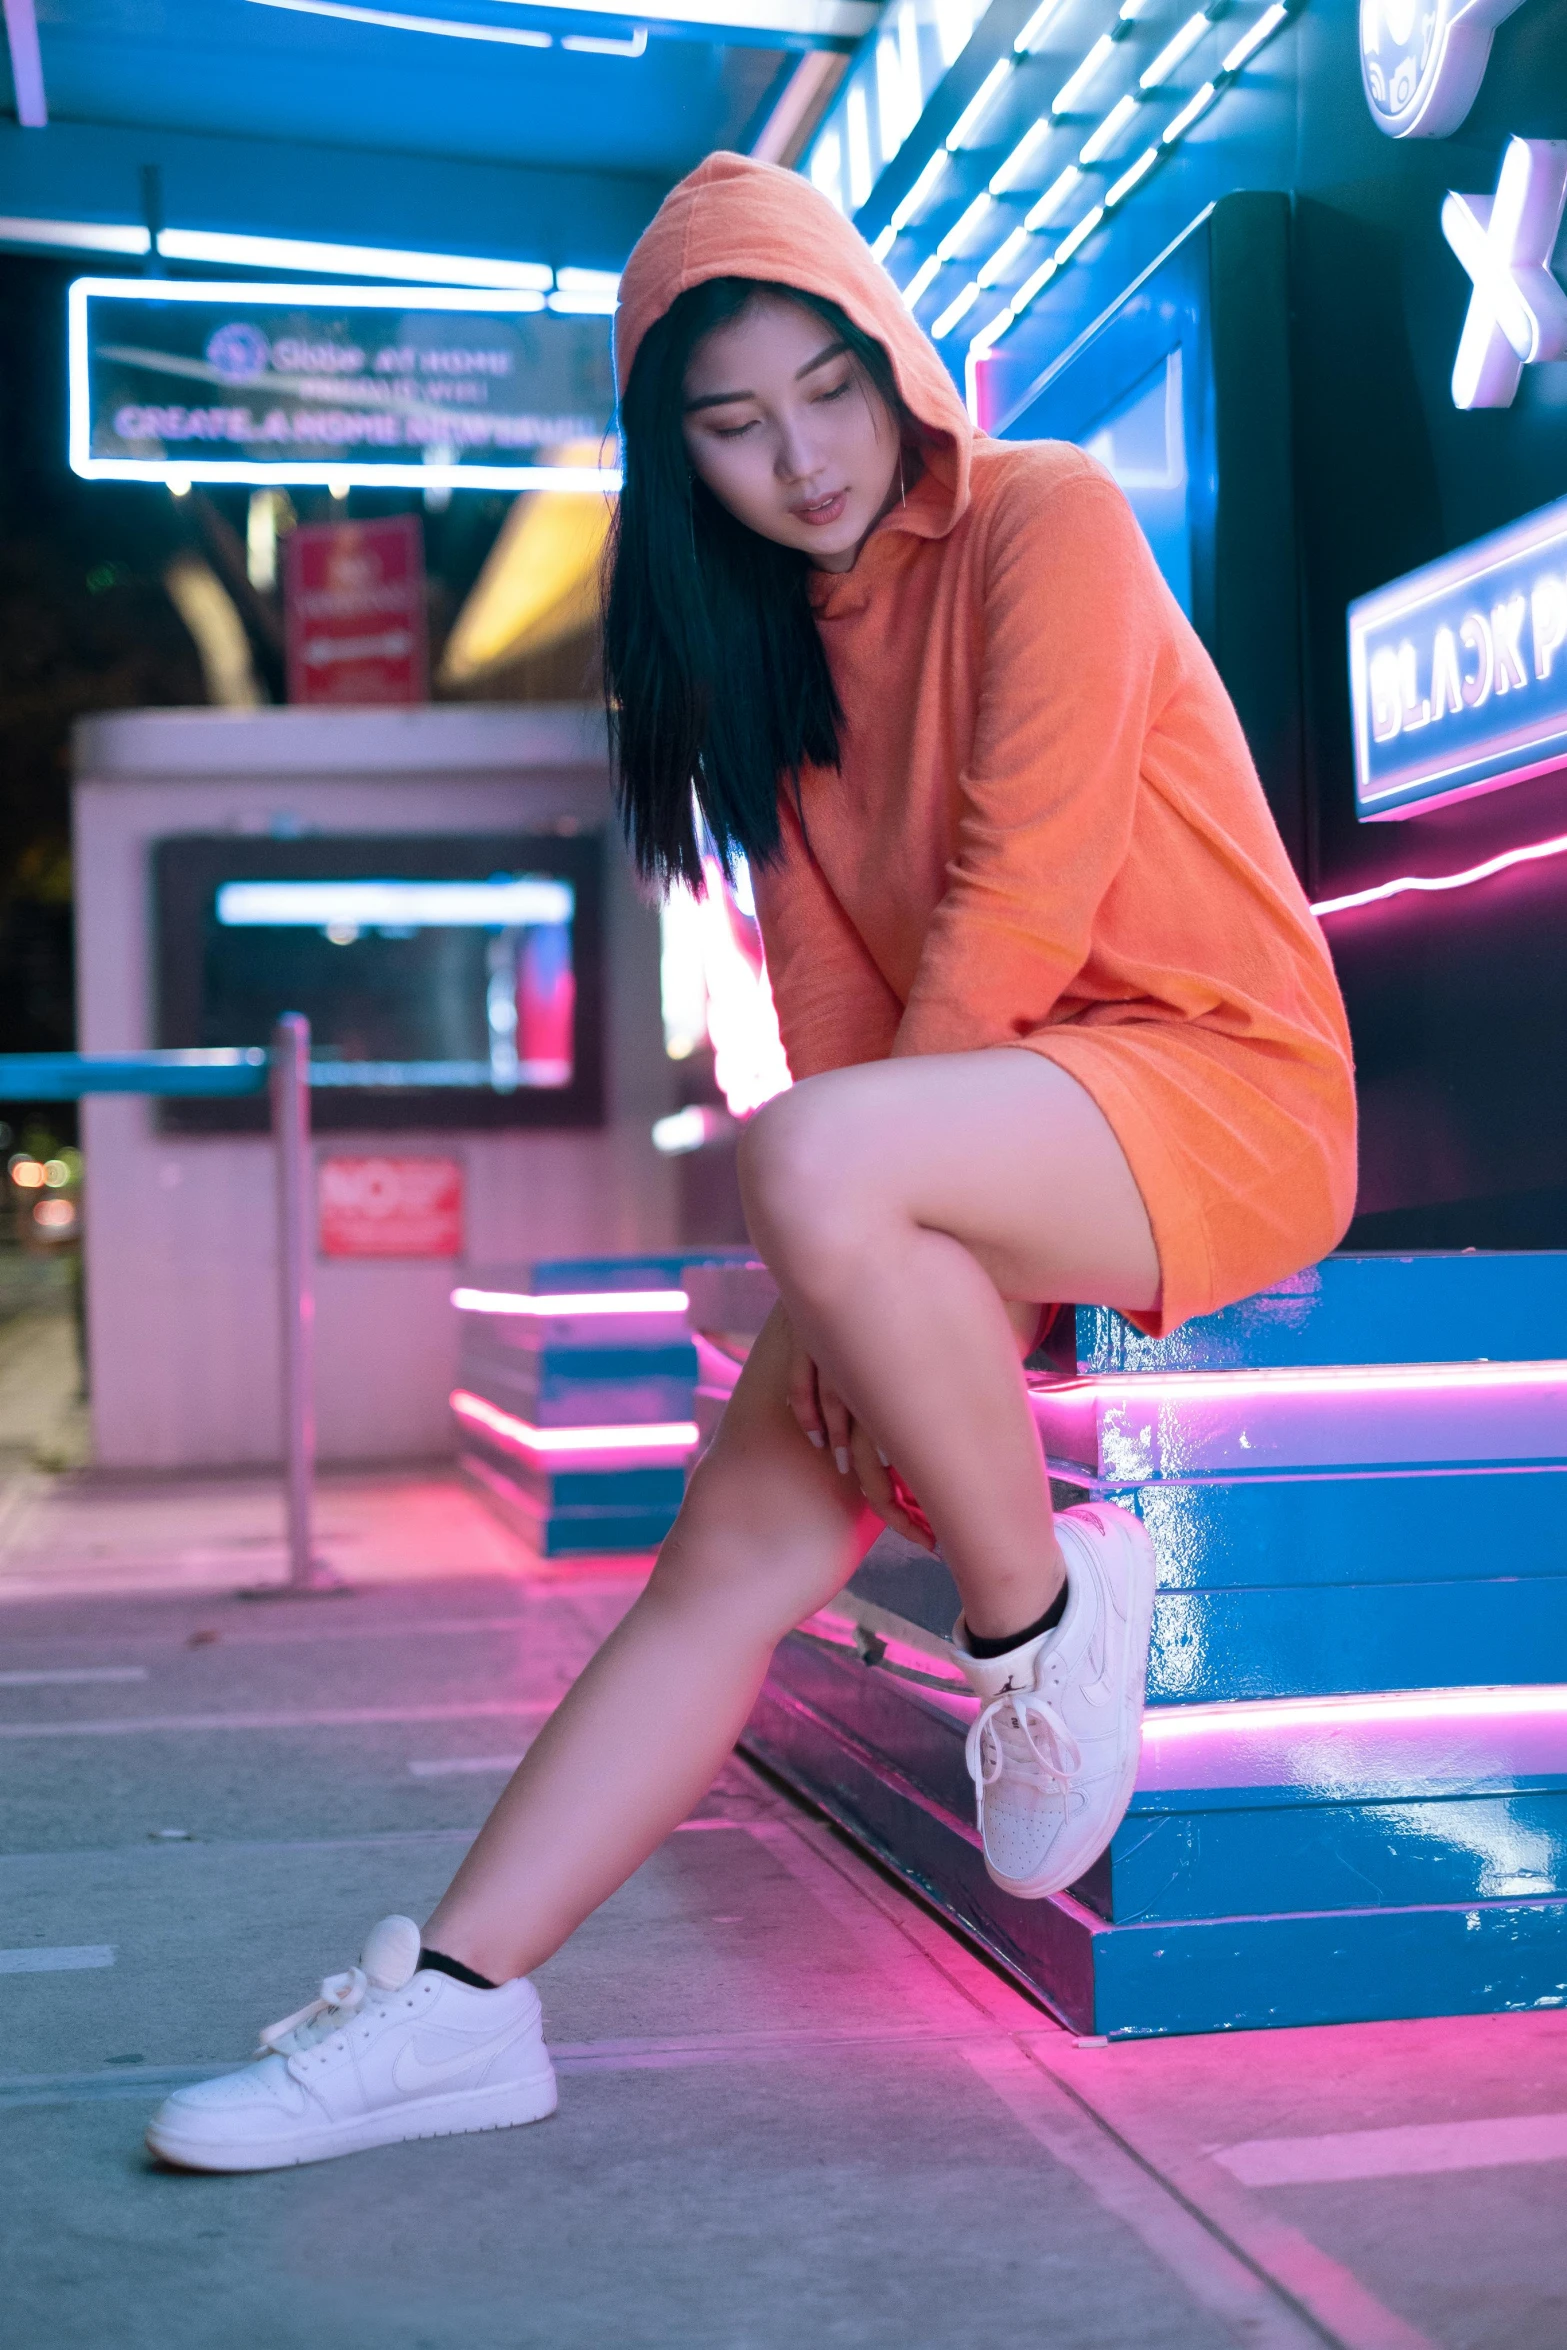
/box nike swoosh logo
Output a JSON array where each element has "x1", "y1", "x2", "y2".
[{"x1": 390, "y1": 2018, "x2": 537, "y2": 2095}]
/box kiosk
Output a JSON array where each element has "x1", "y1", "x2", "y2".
[{"x1": 72, "y1": 703, "x2": 676, "y2": 1471}]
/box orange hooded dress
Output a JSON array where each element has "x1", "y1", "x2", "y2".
[{"x1": 615, "y1": 154, "x2": 1357, "y2": 1338}]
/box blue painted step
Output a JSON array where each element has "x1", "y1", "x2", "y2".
[
  {"x1": 1072, "y1": 1250, "x2": 1567, "y2": 1372},
  {"x1": 458, "y1": 1336, "x2": 699, "y2": 1430},
  {"x1": 846, "y1": 1512, "x2": 1567, "y2": 1705},
  {"x1": 742, "y1": 1633, "x2": 1567, "y2": 2036}
]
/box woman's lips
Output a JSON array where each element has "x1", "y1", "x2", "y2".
[{"x1": 793, "y1": 490, "x2": 849, "y2": 527}]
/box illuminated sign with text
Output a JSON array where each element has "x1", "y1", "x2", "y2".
[
  {"x1": 1349, "y1": 490, "x2": 1567, "y2": 819},
  {"x1": 69, "y1": 278, "x2": 618, "y2": 493}
]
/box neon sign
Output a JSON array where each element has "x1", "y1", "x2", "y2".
[
  {"x1": 69, "y1": 279, "x2": 618, "y2": 493},
  {"x1": 1359, "y1": 0, "x2": 1526, "y2": 140},
  {"x1": 1349, "y1": 488, "x2": 1567, "y2": 818},
  {"x1": 1441, "y1": 136, "x2": 1567, "y2": 409}
]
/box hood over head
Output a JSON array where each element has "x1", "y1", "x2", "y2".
[{"x1": 614, "y1": 151, "x2": 974, "y2": 537}]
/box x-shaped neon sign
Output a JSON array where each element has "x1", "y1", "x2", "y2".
[{"x1": 1442, "y1": 135, "x2": 1567, "y2": 408}]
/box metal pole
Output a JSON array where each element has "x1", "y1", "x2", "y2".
[{"x1": 267, "y1": 1012, "x2": 337, "y2": 1595}]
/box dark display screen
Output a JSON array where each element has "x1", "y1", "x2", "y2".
[{"x1": 154, "y1": 831, "x2": 603, "y2": 1133}]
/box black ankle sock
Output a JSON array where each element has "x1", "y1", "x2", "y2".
[
  {"x1": 418, "y1": 1945, "x2": 497, "y2": 1991},
  {"x1": 963, "y1": 1579, "x2": 1068, "y2": 1659}
]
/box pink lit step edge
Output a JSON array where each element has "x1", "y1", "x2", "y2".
[
  {"x1": 453, "y1": 1287, "x2": 689, "y2": 1317},
  {"x1": 450, "y1": 1389, "x2": 698, "y2": 1459}
]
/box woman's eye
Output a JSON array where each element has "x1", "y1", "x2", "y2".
[
  {"x1": 711, "y1": 419, "x2": 756, "y2": 439},
  {"x1": 816, "y1": 379, "x2": 853, "y2": 403}
]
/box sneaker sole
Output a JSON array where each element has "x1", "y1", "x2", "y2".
[
  {"x1": 985, "y1": 1504, "x2": 1156, "y2": 1902},
  {"x1": 145, "y1": 2066, "x2": 559, "y2": 2174}
]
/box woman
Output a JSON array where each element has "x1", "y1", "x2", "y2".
[{"x1": 147, "y1": 153, "x2": 1355, "y2": 2172}]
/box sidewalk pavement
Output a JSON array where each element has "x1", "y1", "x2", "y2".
[{"x1": 0, "y1": 1463, "x2": 1563, "y2": 2350}]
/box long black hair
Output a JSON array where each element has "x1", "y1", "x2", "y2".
[{"x1": 604, "y1": 277, "x2": 916, "y2": 891}]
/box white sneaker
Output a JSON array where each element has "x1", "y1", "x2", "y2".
[
  {"x1": 145, "y1": 1915, "x2": 557, "y2": 2173},
  {"x1": 954, "y1": 1502, "x2": 1156, "y2": 1900}
]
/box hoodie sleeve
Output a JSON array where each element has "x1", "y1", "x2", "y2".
[
  {"x1": 751, "y1": 792, "x2": 903, "y2": 1080},
  {"x1": 893, "y1": 464, "x2": 1176, "y2": 1059}
]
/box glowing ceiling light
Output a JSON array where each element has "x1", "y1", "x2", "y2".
[
  {"x1": 1026, "y1": 162, "x2": 1083, "y2": 229},
  {"x1": 1014, "y1": 0, "x2": 1069, "y2": 49},
  {"x1": 936, "y1": 191, "x2": 995, "y2": 259},
  {"x1": 934, "y1": 0, "x2": 980, "y2": 68},
  {"x1": 871, "y1": 222, "x2": 898, "y2": 261},
  {"x1": 847, "y1": 80, "x2": 875, "y2": 208},
  {"x1": 247, "y1": 0, "x2": 550, "y2": 45},
  {"x1": 810, "y1": 130, "x2": 845, "y2": 210},
  {"x1": 890, "y1": 147, "x2": 951, "y2": 231},
  {"x1": 1078, "y1": 89, "x2": 1140, "y2": 163},
  {"x1": 1140, "y1": 9, "x2": 1210, "y2": 87},
  {"x1": 902, "y1": 251, "x2": 943, "y2": 307},
  {"x1": 932, "y1": 280, "x2": 983, "y2": 337},
  {"x1": 977, "y1": 224, "x2": 1031, "y2": 285},
  {"x1": 1221, "y1": 0, "x2": 1290, "y2": 71},
  {"x1": 154, "y1": 226, "x2": 553, "y2": 289},
  {"x1": 251, "y1": 0, "x2": 875, "y2": 35},
  {"x1": 990, "y1": 117, "x2": 1054, "y2": 192},
  {"x1": 1310, "y1": 829, "x2": 1567, "y2": 918},
  {"x1": 450, "y1": 1390, "x2": 699, "y2": 1456},
  {"x1": 1162, "y1": 77, "x2": 1218, "y2": 138},
  {"x1": 1012, "y1": 250, "x2": 1060, "y2": 308},
  {"x1": 1053, "y1": 203, "x2": 1105, "y2": 264},
  {"x1": 0, "y1": 215, "x2": 148, "y2": 256},
  {"x1": 1105, "y1": 144, "x2": 1160, "y2": 203},
  {"x1": 547, "y1": 287, "x2": 618, "y2": 313},
  {"x1": 969, "y1": 301, "x2": 1018, "y2": 354},
  {"x1": 452, "y1": 1287, "x2": 690, "y2": 1315},
  {"x1": 876, "y1": 23, "x2": 917, "y2": 157},
  {"x1": 947, "y1": 58, "x2": 1014, "y2": 150},
  {"x1": 1052, "y1": 31, "x2": 1117, "y2": 114},
  {"x1": 556, "y1": 266, "x2": 621, "y2": 298},
  {"x1": 1442, "y1": 137, "x2": 1567, "y2": 410},
  {"x1": 561, "y1": 23, "x2": 648, "y2": 50}
]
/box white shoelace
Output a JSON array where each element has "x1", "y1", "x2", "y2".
[
  {"x1": 965, "y1": 1686, "x2": 1082, "y2": 1795},
  {"x1": 256, "y1": 1964, "x2": 372, "y2": 2059}
]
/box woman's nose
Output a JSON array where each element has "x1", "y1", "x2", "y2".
[{"x1": 773, "y1": 418, "x2": 820, "y2": 485}]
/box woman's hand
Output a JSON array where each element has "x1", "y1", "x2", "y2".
[{"x1": 783, "y1": 1314, "x2": 936, "y2": 1550}]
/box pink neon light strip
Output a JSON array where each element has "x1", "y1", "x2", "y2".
[
  {"x1": 1142, "y1": 1683, "x2": 1567, "y2": 1740},
  {"x1": 1042, "y1": 1358, "x2": 1567, "y2": 1405},
  {"x1": 1311, "y1": 829, "x2": 1567, "y2": 918},
  {"x1": 451, "y1": 1287, "x2": 689, "y2": 1317},
  {"x1": 450, "y1": 1388, "x2": 698, "y2": 1456}
]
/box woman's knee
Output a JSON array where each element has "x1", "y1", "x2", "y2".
[
  {"x1": 648, "y1": 1447, "x2": 854, "y2": 1636},
  {"x1": 738, "y1": 1081, "x2": 886, "y2": 1291}
]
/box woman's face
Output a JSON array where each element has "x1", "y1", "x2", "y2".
[{"x1": 681, "y1": 293, "x2": 903, "y2": 574}]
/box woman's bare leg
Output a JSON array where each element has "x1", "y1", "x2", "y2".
[
  {"x1": 738, "y1": 1048, "x2": 1158, "y2": 1640},
  {"x1": 427, "y1": 1045, "x2": 1157, "y2": 1980},
  {"x1": 424, "y1": 1305, "x2": 879, "y2": 1983}
]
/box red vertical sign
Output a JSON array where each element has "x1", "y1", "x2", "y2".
[{"x1": 285, "y1": 515, "x2": 428, "y2": 706}]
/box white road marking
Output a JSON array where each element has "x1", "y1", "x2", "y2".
[
  {"x1": 0, "y1": 1700, "x2": 557, "y2": 1739},
  {"x1": 1216, "y1": 2111, "x2": 1567, "y2": 2185},
  {"x1": 408, "y1": 1753, "x2": 526, "y2": 1777},
  {"x1": 966, "y1": 2040, "x2": 1331, "y2": 2350},
  {"x1": 0, "y1": 1946, "x2": 115, "y2": 1974},
  {"x1": 0, "y1": 1667, "x2": 147, "y2": 1687}
]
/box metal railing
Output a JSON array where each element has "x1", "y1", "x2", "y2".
[{"x1": 0, "y1": 1020, "x2": 497, "y2": 1597}]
